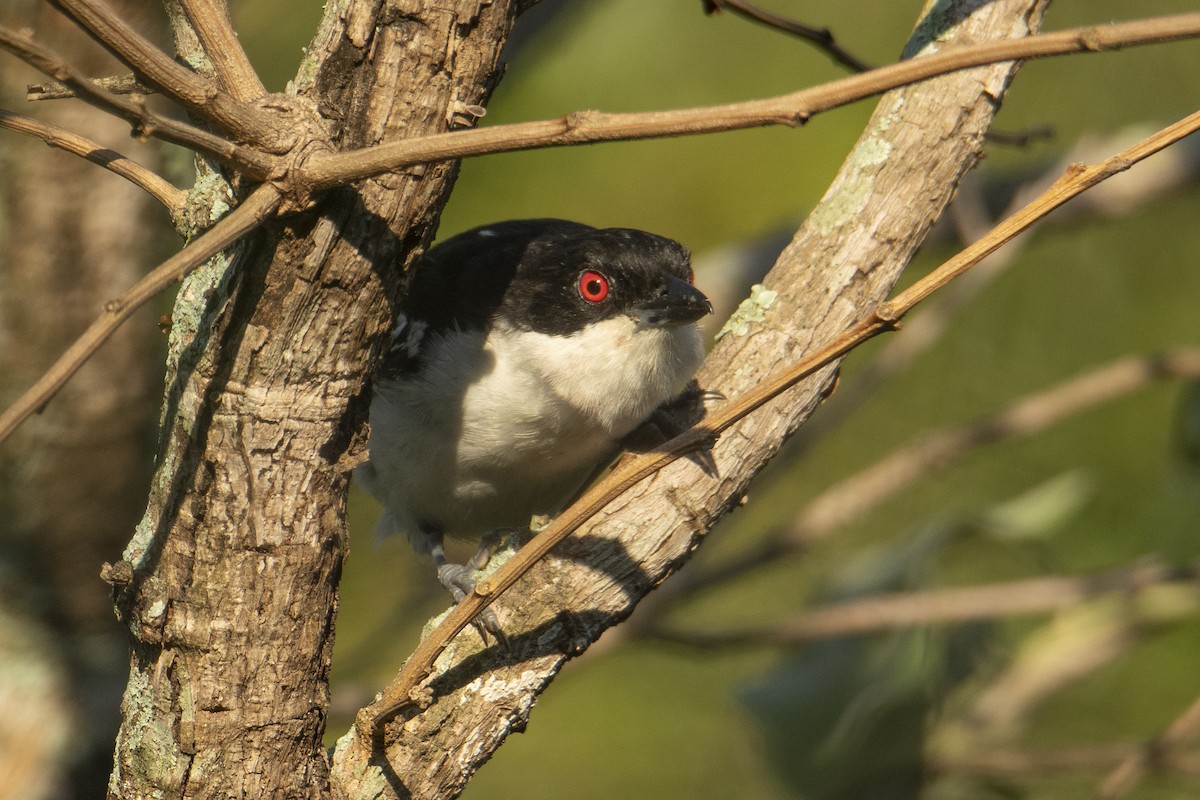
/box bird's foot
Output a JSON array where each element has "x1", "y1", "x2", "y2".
[{"x1": 436, "y1": 546, "x2": 510, "y2": 649}]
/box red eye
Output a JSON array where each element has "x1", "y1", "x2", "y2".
[{"x1": 578, "y1": 270, "x2": 609, "y2": 303}]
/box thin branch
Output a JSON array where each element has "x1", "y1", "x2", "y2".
[
  {"x1": 0, "y1": 184, "x2": 283, "y2": 443},
  {"x1": 0, "y1": 107, "x2": 186, "y2": 210},
  {"x1": 934, "y1": 745, "x2": 1200, "y2": 779},
  {"x1": 175, "y1": 0, "x2": 267, "y2": 102},
  {"x1": 1098, "y1": 694, "x2": 1200, "y2": 798},
  {"x1": 704, "y1": 0, "x2": 1048, "y2": 147},
  {"x1": 0, "y1": 24, "x2": 276, "y2": 177},
  {"x1": 301, "y1": 13, "x2": 1200, "y2": 190},
  {"x1": 702, "y1": 0, "x2": 873, "y2": 72},
  {"x1": 46, "y1": 0, "x2": 279, "y2": 147},
  {"x1": 644, "y1": 560, "x2": 1198, "y2": 649},
  {"x1": 985, "y1": 123, "x2": 1055, "y2": 146},
  {"x1": 355, "y1": 104, "x2": 1200, "y2": 737},
  {"x1": 887, "y1": 109, "x2": 1200, "y2": 309},
  {"x1": 27, "y1": 71, "x2": 151, "y2": 101},
  {"x1": 663, "y1": 346, "x2": 1200, "y2": 599}
]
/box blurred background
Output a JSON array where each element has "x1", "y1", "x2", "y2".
[{"x1": 2, "y1": 1, "x2": 1199, "y2": 798}]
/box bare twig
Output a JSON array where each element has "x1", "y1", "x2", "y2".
[
  {"x1": 176, "y1": 0, "x2": 267, "y2": 102},
  {"x1": 0, "y1": 184, "x2": 283, "y2": 443},
  {"x1": 645, "y1": 560, "x2": 1198, "y2": 649},
  {"x1": 27, "y1": 71, "x2": 151, "y2": 101},
  {"x1": 355, "y1": 105, "x2": 1200, "y2": 737},
  {"x1": 703, "y1": 0, "x2": 1049, "y2": 147},
  {"x1": 1098, "y1": 694, "x2": 1200, "y2": 798},
  {"x1": 0, "y1": 108, "x2": 186, "y2": 210},
  {"x1": 46, "y1": 0, "x2": 279, "y2": 147},
  {"x1": 665, "y1": 347, "x2": 1200, "y2": 599},
  {"x1": 0, "y1": 24, "x2": 275, "y2": 177},
  {"x1": 701, "y1": 0, "x2": 872, "y2": 72},
  {"x1": 934, "y1": 745, "x2": 1200, "y2": 779},
  {"x1": 301, "y1": 13, "x2": 1200, "y2": 189},
  {"x1": 985, "y1": 123, "x2": 1055, "y2": 146}
]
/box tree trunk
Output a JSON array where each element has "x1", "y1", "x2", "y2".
[{"x1": 108, "y1": 2, "x2": 521, "y2": 797}]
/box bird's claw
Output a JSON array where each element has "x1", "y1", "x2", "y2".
[{"x1": 437, "y1": 562, "x2": 509, "y2": 649}]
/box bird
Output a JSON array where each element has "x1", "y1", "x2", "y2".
[{"x1": 355, "y1": 218, "x2": 713, "y2": 626}]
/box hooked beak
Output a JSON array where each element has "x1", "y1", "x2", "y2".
[{"x1": 634, "y1": 275, "x2": 712, "y2": 327}]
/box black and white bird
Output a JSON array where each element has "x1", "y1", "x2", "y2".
[{"x1": 355, "y1": 219, "x2": 712, "y2": 615}]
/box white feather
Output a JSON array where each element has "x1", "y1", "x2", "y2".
[{"x1": 359, "y1": 315, "x2": 704, "y2": 547}]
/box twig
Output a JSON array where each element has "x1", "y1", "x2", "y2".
[
  {"x1": 354, "y1": 104, "x2": 1200, "y2": 737},
  {"x1": 176, "y1": 0, "x2": 267, "y2": 102},
  {"x1": 302, "y1": 13, "x2": 1200, "y2": 189},
  {"x1": 0, "y1": 24, "x2": 275, "y2": 178},
  {"x1": 664, "y1": 346, "x2": 1200, "y2": 598},
  {"x1": 46, "y1": 0, "x2": 279, "y2": 147},
  {"x1": 704, "y1": 0, "x2": 1049, "y2": 147},
  {"x1": 934, "y1": 745, "x2": 1200, "y2": 778},
  {"x1": 985, "y1": 124, "x2": 1055, "y2": 146},
  {"x1": 0, "y1": 184, "x2": 283, "y2": 443},
  {"x1": 27, "y1": 71, "x2": 151, "y2": 101},
  {"x1": 0, "y1": 108, "x2": 186, "y2": 210},
  {"x1": 701, "y1": 0, "x2": 872, "y2": 72},
  {"x1": 645, "y1": 560, "x2": 1198, "y2": 649},
  {"x1": 1097, "y1": 694, "x2": 1200, "y2": 798}
]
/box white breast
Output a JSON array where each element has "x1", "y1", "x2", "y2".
[{"x1": 359, "y1": 316, "x2": 704, "y2": 544}]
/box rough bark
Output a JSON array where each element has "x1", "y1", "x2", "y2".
[
  {"x1": 328, "y1": 0, "x2": 1051, "y2": 798},
  {"x1": 0, "y1": 3, "x2": 163, "y2": 796},
  {"x1": 107, "y1": 2, "x2": 520, "y2": 797}
]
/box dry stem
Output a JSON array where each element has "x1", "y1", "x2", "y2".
[
  {"x1": 1098, "y1": 694, "x2": 1200, "y2": 798},
  {"x1": 47, "y1": 0, "x2": 278, "y2": 146},
  {"x1": 175, "y1": 0, "x2": 267, "y2": 102},
  {"x1": 703, "y1": 0, "x2": 873, "y2": 71},
  {"x1": 0, "y1": 184, "x2": 283, "y2": 442},
  {"x1": 0, "y1": 23, "x2": 273, "y2": 175},
  {"x1": 301, "y1": 13, "x2": 1200, "y2": 188},
  {"x1": 0, "y1": 108, "x2": 186, "y2": 209},
  {"x1": 27, "y1": 71, "x2": 150, "y2": 101}
]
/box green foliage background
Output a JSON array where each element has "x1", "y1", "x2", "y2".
[{"x1": 229, "y1": 2, "x2": 1200, "y2": 797}]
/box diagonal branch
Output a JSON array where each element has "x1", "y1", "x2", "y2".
[
  {"x1": 0, "y1": 107, "x2": 186, "y2": 210},
  {"x1": 354, "y1": 104, "x2": 1200, "y2": 736},
  {"x1": 46, "y1": 0, "x2": 279, "y2": 147},
  {"x1": 0, "y1": 183, "x2": 283, "y2": 443},
  {"x1": 0, "y1": 23, "x2": 276, "y2": 176},
  {"x1": 1098, "y1": 694, "x2": 1200, "y2": 798},
  {"x1": 299, "y1": 13, "x2": 1200, "y2": 189},
  {"x1": 702, "y1": 0, "x2": 872, "y2": 71},
  {"x1": 175, "y1": 0, "x2": 267, "y2": 102}
]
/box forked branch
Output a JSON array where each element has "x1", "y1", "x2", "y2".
[
  {"x1": 0, "y1": 23, "x2": 274, "y2": 176},
  {"x1": 47, "y1": 0, "x2": 279, "y2": 146},
  {"x1": 175, "y1": 0, "x2": 267, "y2": 102}
]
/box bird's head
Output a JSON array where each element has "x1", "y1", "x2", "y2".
[{"x1": 499, "y1": 222, "x2": 712, "y2": 336}]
